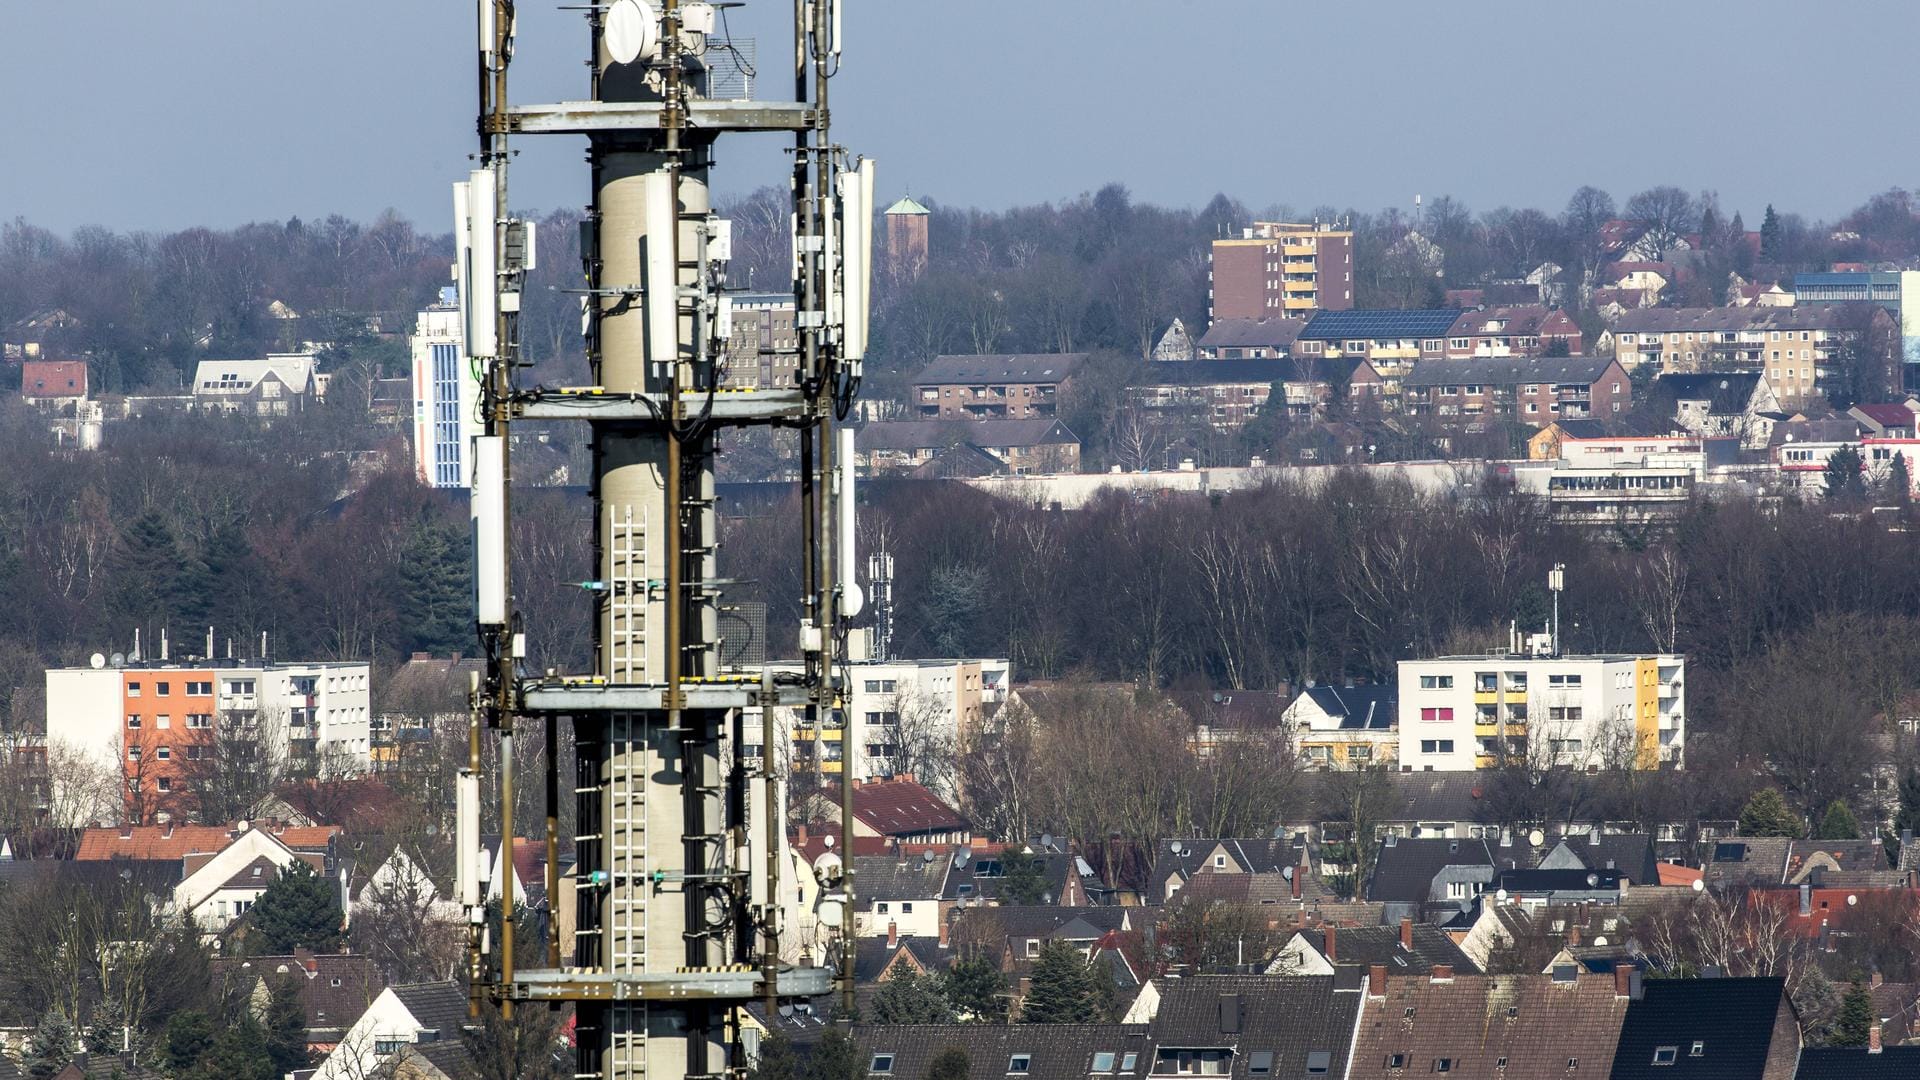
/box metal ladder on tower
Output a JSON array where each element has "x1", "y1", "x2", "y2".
[
  {"x1": 608, "y1": 505, "x2": 648, "y2": 683},
  {"x1": 606, "y1": 712, "x2": 650, "y2": 1079}
]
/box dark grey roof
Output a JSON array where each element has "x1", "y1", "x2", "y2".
[
  {"x1": 854, "y1": 936, "x2": 946, "y2": 982},
  {"x1": 1366, "y1": 838, "x2": 1497, "y2": 904},
  {"x1": 1299, "y1": 685, "x2": 1396, "y2": 730},
  {"x1": 1797, "y1": 1047, "x2": 1920, "y2": 1079},
  {"x1": 944, "y1": 851, "x2": 1077, "y2": 903},
  {"x1": 951, "y1": 904, "x2": 1130, "y2": 945},
  {"x1": 390, "y1": 981, "x2": 471, "y2": 1035},
  {"x1": 1613, "y1": 303, "x2": 1877, "y2": 334},
  {"x1": 1655, "y1": 372, "x2": 1764, "y2": 414},
  {"x1": 1135, "y1": 359, "x2": 1297, "y2": 386},
  {"x1": 1196, "y1": 317, "x2": 1308, "y2": 351},
  {"x1": 1304, "y1": 924, "x2": 1478, "y2": 975},
  {"x1": 1546, "y1": 414, "x2": 1675, "y2": 439},
  {"x1": 1297, "y1": 309, "x2": 1465, "y2": 341},
  {"x1": 395, "y1": 1038, "x2": 484, "y2": 1080},
  {"x1": 914, "y1": 353, "x2": 1091, "y2": 385},
  {"x1": 857, "y1": 419, "x2": 1077, "y2": 452},
  {"x1": 850, "y1": 1024, "x2": 1147, "y2": 1080},
  {"x1": 1148, "y1": 975, "x2": 1361, "y2": 1080},
  {"x1": 1539, "y1": 835, "x2": 1661, "y2": 887},
  {"x1": 855, "y1": 853, "x2": 952, "y2": 901},
  {"x1": 1610, "y1": 977, "x2": 1791, "y2": 1080},
  {"x1": 1493, "y1": 868, "x2": 1624, "y2": 895},
  {"x1": 1402, "y1": 356, "x2": 1618, "y2": 388}
]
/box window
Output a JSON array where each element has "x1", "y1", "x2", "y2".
[
  {"x1": 876, "y1": 902, "x2": 889, "y2": 914},
  {"x1": 156, "y1": 777, "x2": 171, "y2": 792},
  {"x1": 1418, "y1": 740, "x2": 1455, "y2": 754},
  {"x1": 187, "y1": 713, "x2": 212, "y2": 729},
  {"x1": 1120, "y1": 1055, "x2": 1138, "y2": 1073},
  {"x1": 374, "y1": 1040, "x2": 406, "y2": 1057},
  {"x1": 1434, "y1": 1060, "x2": 1453, "y2": 1074},
  {"x1": 870, "y1": 1056, "x2": 895, "y2": 1075},
  {"x1": 1476, "y1": 673, "x2": 1497, "y2": 692},
  {"x1": 156, "y1": 715, "x2": 171, "y2": 729},
  {"x1": 127, "y1": 682, "x2": 141, "y2": 697},
  {"x1": 1385, "y1": 1055, "x2": 1406, "y2": 1070},
  {"x1": 156, "y1": 682, "x2": 170, "y2": 696},
  {"x1": 127, "y1": 746, "x2": 141, "y2": 761},
  {"x1": 1026, "y1": 939, "x2": 1041, "y2": 958},
  {"x1": 156, "y1": 746, "x2": 171, "y2": 760},
  {"x1": 1495, "y1": 1059, "x2": 1507, "y2": 1070},
  {"x1": 186, "y1": 746, "x2": 204, "y2": 760},
  {"x1": 331, "y1": 977, "x2": 343, "y2": 988},
  {"x1": 1419, "y1": 708, "x2": 1454, "y2": 723},
  {"x1": 1689, "y1": 1042, "x2": 1704, "y2": 1057},
  {"x1": 1214, "y1": 855, "x2": 1226, "y2": 869},
  {"x1": 1419, "y1": 675, "x2": 1453, "y2": 689},
  {"x1": 126, "y1": 715, "x2": 141, "y2": 728},
  {"x1": 1093, "y1": 1053, "x2": 1117, "y2": 1074},
  {"x1": 186, "y1": 681, "x2": 212, "y2": 695},
  {"x1": 1248, "y1": 1052, "x2": 1273, "y2": 1076},
  {"x1": 1567, "y1": 1060, "x2": 1578, "y2": 1070},
  {"x1": 1304, "y1": 1053, "x2": 1330, "y2": 1076},
  {"x1": 1009, "y1": 1056, "x2": 1032, "y2": 1076},
  {"x1": 901, "y1": 902, "x2": 913, "y2": 913},
  {"x1": 1548, "y1": 674, "x2": 1583, "y2": 687}
]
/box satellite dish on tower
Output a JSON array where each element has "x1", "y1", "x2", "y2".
[
  {"x1": 89, "y1": 653, "x2": 105, "y2": 670},
  {"x1": 605, "y1": 0, "x2": 660, "y2": 66},
  {"x1": 821, "y1": 834, "x2": 835, "y2": 850}
]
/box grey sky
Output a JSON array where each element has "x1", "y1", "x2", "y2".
[{"x1": 5, "y1": 1, "x2": 1919, "y2": 235}]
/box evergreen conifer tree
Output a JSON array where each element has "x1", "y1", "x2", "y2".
[
  {"x1": 1760, "y1": 204, "x2": 1783, "y2": 261},
  {"x1": 264, "y1": 974, "x2": 310, "y2": 1074},
  {"x1": 749, "y1": 1031, "x2": 802, "y2": 1080},
  {"x1": 945, "y1": 955, "x2": 1011, "y2": 1022},
  {"x1": 1834, "y1": 983, "x2": 1876, "y2": 1047},
  {"x1": 249, "y1": 861, "x2": 344, "y2": 953},
  {"x1": 871, "y1": 967, "x2": 956, "y2": 1024},
  {"x1": 1021, "y1": 941, "x2": 1101, "y2": 1023},
  {"x1": 1815, "y1": 800, "x2": 1862, "y2": 841},
  {"x1": 1738, "y1": 788, "x2": 1803, "y2": 838},
  {"x1": 928, "y1": 1048, "x2": 972, "y2": 1080},
  {"x1": 1824, "y1": 445, "x2": 1867, "y2": 502},
  {"x1": 22, "y1": 1013, "x2": 74, "y2": 1080},
  {"x1": 808, "y1": 1027, "x2": 864, "y2": 1080},
  {"x1": 163, "y1": 1010, "x2": 214, "y2": 1074},
  {"x1": 397, "y1": 518, "x2": 472, "y2": 656}
]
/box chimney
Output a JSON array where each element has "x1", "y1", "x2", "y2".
[
  {"x1": 1614, "y1": 965, "x2": 1633, "y2": 998},
  {"x1": 1369, "y1": 963, "x2": 1388, "y2": 998},
  {"x1": 118, "y1": 824, "x2": 133, "y2": 840},
  {"x1": 796, "y1": 824, "x2": 809, "y2": 844},
  {"x1": 1400, "y1": 917, "x2": 1413, "y2": 951},
  {"x1": 1323, "y1": 924, "x2": 1337, "y2": 962},
  {"x1": 1871, "y1": 1023, "x2": 1884, "y2": 1054},
  {"x1": 887, "y1": 921, "x2": 897, "y2": 948},
  {"x1": 1291, "y1": 866, "x2": 1302, "y2": 901},
  {"x1": 1430, "y1": 965, "x2": 1453, "y2": 983},
  {"x1": 899, "y1": 772, "x2": 916, "y2": 785},
  {"x1": 938, "y1": 917, "x2": 950, "y2": 949},
  {"x1": 1872, "y1": 971, "x2": 1884, "y2": 989},
  {"x1": 1569, "y1": 924, "x2": 1581, "y2": 947}
]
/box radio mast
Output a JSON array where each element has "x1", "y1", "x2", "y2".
[{"x1": 453, "y1": 2, "x2": 871, "y2": 1076}]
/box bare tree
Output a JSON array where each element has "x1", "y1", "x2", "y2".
[
  {"x1": 888, "y1": 686, "x2": 958, "y2": 797},
  {"x1": 956, "y1": 699, "x2": 1040, "y2": 844},
  {"x1": 180, "y1": 705, "x2": 289, "y2": 823},
  {"x1": 349, "y1": 849, "x2": 462, "y2": 984},
  {"x1": 1623, "y1": 186, "x2": 1699, "y2": 261}
]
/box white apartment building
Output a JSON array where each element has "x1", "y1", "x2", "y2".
[
  {"x1": 410, "y1": 287, "x2": 479, "y2": 489},
  {"x1": 1396, "y1": 649, "x2": 1684, "y2": 772},
  {"x1": 745, "y1": 658, "x2": 1010, "y2": 790},
  {"x1": 46, "y1": 656, "x2": 374, "y2": 820}
]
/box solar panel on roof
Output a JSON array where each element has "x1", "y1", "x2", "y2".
[{"x1": 1713, "y1": 842, "x2": 1746, "y2": 862}]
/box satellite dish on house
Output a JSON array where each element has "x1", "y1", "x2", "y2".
[
  {"x1": 953, "y1": 850, "x2": 968, "y2": 869},
  {"x1": 1041, "y1": 833, "x2": 1055, "y2": 851},
  {"x1": 1528, "y1": 829, "x2": 1546, "y2": 847},
  {"x1": 89, "y1": 653, "x2": 105, "y2": 670},
  {"x1": 1848, "y1": 894, "x2": 1859, "y2": 906},
  {"x1": 1586, "y1": 873, "x2": 1600, "y2": 887},
  {"x1": 109, "y1": 653, "x2": 126, "y2": 668},
  {"x1": 821, "y1": 835, "x2": 835, "y2": 849},
  {"x1": 1170, "y1": 841, "x2": 1184, "y2": 855},
  {"x1": 922, "y1": 849, "x2": 937, "y2": 864},
  {"x1": 1495, "y1": 888, "x2": 1509, "y2": 902},
  {"x1": 1282, "y1": 866, "x2": 1294, "y2": 881},
  {"x1": 1691, "y1": 878, "x2": 1705, "y2": 892}
]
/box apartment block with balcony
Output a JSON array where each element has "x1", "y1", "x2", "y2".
[
  {"x1": 1208, "y1": 222, "x2": 1355, "y2": 321},
  {"x1": 1290, "y1": 309, "x2": 1462, "y2": 400},
  {"x1": 718, "y1": 292, "x2": 801, "y2": 389},
  {"x1": 1442, "y1": 306, "x2": 1584, "y2": 358},
  {"x1": 1401, "y1": 356, "x2": 1630, "y2": 426},
  {"x1": 911, "y1": 354, "x2": 1089, "y2": 419},
  {"x1": 1128, "y1": 357, "x2": 1384, "y2": 429},
  {"x1": 1397, "y1": 647, "x2": 1684, "y2": 773},
  {"x1": 1608, "y1": 304, "x2": 1895, "y2": 407}
]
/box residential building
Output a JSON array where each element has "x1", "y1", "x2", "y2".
[
  {"x1": 1283, "y1": 684, "x2": 1398, "y2": 769},
  {"x1": 1130, "y1": 358, "x2": 1383, "y2": 429},
  {"x1": 854, "y1": 418, "x2": 1080, "y2": 477},
  {"x1": 1609, "y1": 304, "x2": 1895, "y2": 407},
  {"x1": 1401, "y1": 356, "x2": 1632, "y2": 424},
  {"x1": 849, "y1": 1024, "x2": 1140, "y2": 1080},
  {"x1": 212, "y1": 949, "x2": 387, "y2": 1053},
  {"x1": 1209, "y1": 221, "x2": 1355, "y2": 320},
  {"x1": 1396, "y1": 644, "x2": 1685, "y2": 772},
  {"x1": 852, "y1": 852, "x2": 950, "y2": 939},
  {"x1": 1442, "y1": 306, "x2": 1584, "y2": 358},
  {"x1": 752, "y1": 658, "x2": 1009, "y2": 786},
  {"x1": 1545, "y1": 464, "x2": 1699, "y2": 529},
  {"x1": 1123, "y1": 975, "x2": 1364, "y2": 1080},
  {"x1": 1364, "y1": 836, "x2": 1499, "y2": 910},
  {"x1": 312, "y1": 982, "x2": 470, "y2": 1080},
  {"x1": 46, "y1": 657, "x2": 373, "y2": 820},
  {"x1": 720, "y1": 292, "x2": 801, "y2": 389},
  {"x1": 191, "y1": 354, "x2": 320, "y2": 415},
  {"x1": 1194, "y1": 317, "x2": 1308, "y2": 359},
  {"x1": 1527, "y1": 419, "x2": 1699, "y2": 464},
  {"x1": 1274, "y1": 918, "x2": 1477, "y2": 977},
  {"x1": 1151, "y1": 318, "x2": 1197, "y2": 361},
  {"x1": 170, "y1": 825, "x2": 331, "y2": 932},
  {"x1": 20, "y1": 359, "x2": 87, "y2": 406},
  {"x1": 1150, "y1": 837, "x2": 1303, "y2": 905},
  {"x1": 1610, "y1": 977, "x2": 1800, "y2": 1080},
  {"x1": 1291, "y1": 309, "x2": 1462, "y2": 399},
  {"x1": 1650, "y1": 372, "x2": 1782, "y2": 446},
  {"x1": 945, "y1": 848, "x2": 1095, "y2": 907},
  {"x1": 884, "y1": 195, "x2": 930, "y2": 281},
  {"x1": 1849, "y1": 399, "x2": 1920, "y2": 437},
  {"x1": 1348, "y1": 968, "x2": 1636, "y2": 1079},
  {"x1": 911, "y1": 354, "x2": 1088, "y2": 419},
  {"x1": 408, "y1": 287, "x2": 476, "y2": 489}
]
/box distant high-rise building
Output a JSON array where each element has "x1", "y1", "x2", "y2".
[
  {"x1": 719, "y1": 292, "x2": 800, "y2": 389},
  {"x1": 1210, "y1": 222, "x2": 1354, "y2": 321},
  {"x1": 884, "y1": 195, "x2": 930, "y2": 281},
  {"x1": 409, "y1": 287, "x2": 478, "y2": 489}
]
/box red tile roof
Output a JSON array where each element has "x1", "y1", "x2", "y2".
[
  {"x1": 851, "y1": 779, "x2": 968, "y2": 837},
  {"x1": 75, "y1": 822, "x2": 338, "y2": 861},
  {"x1": 1854, "y1": 403, "x2": 1916, "y2": 428},
  {"x1": 21, "y1": 360, "x2": 87, "y2": 398}
]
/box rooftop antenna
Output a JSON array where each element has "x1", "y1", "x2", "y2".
[{"x1": 1548, "y1": 564, "x2": 1566, "y2": 657}]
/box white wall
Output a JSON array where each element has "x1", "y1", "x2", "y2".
[{"x1": 44, "y1": 668, "x2": 123, "y2": 823}]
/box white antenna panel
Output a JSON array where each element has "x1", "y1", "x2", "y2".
[
  {"x1": 464, "y1": 169, "x2": 500, "y2": 358},
  {"x1": 472, "y1": 435, "x2": 508, "y2": 625},
  {"x1": 643, "y1": 171, "x2": 679, "y2": 369},
  {"x1": 605, "y1": 0, "x2": 659, "y2": 66}
]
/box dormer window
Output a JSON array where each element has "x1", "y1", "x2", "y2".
[
  {"x1": 870, "y1": 1055, "x2": 895, "y2": 1075},
  {"x1": 1008, "y1": 1056, "x2": 1031, "y2": 1075}
]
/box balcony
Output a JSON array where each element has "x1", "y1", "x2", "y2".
[
  {"x1": 1283, "y1": 295, "x2": 1317, "y2": 310},
  {"x1": 1282, "y1": 242, "x2": 1314, "y2": 256}
]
